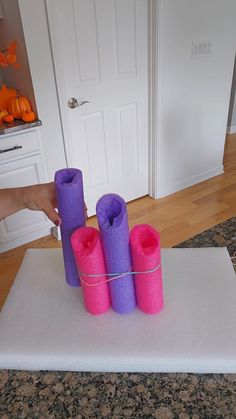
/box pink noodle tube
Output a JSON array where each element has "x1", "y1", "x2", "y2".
[
  {"x1": 130, "y1": 224, "x2": 164, "y2": 314},
  {"x1": 71, "y1": 226, "x2": 111, "y2": 315}
]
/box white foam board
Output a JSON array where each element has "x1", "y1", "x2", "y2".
[{"x1": 0, "y1": 248, "x2": 235, "y2": 373}]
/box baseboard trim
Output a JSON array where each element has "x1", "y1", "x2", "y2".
[
  {"x1": 227, "y1": 125, "x2": 236, "y2": 134},
  {"x1": 157, "y1": 166, "x2": 224, "y2": 199},
  {"x1": 51, "y1": 225, "x2": 62, "y2": 241}
]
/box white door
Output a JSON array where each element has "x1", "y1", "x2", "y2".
[{"x1": 47, "y1": 0, "x2": 149, "y2": 215}]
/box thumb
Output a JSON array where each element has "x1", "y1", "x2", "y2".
[{"x1": 43, "y1": 206, "x2": 61, "y2": 226}]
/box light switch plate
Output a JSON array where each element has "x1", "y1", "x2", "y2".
[{"x1": 191, "y1": 41, "x2": 212, "y2": 59}]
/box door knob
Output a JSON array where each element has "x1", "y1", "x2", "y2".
[{"x1": 68, "y1": 98, "x2": 90, "y2": 109}]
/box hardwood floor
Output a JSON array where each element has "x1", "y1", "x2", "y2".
[{"x1": 0, "y1": 133, "x2": 236, "y2": 309}]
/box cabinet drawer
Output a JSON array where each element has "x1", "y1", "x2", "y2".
[{"x1": 0, "y1": 129, "x2": 41, "y2": 163}]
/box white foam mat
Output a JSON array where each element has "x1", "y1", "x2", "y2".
[{"x1": 0, "y1": 248, "x2": 236, "y2": 373}]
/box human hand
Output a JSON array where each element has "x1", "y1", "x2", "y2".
[
  {"x1": 22, "y1": 182, "x2": 88, "y2": 224},
  {"x1": 0, "y1": 182, "x2": 88, "y2": 224},
  {"x1": 22, "y1": 182, "x2": 61, "y2": 225}
]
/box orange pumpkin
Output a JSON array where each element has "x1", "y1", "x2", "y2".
[
  {"x1": 8, "y1": 95, "x2": 31, "y2": 119},
  {"x1": 0, "y1": 85, "x2": 17, "y2": 110},
  {"x1": 3, "y1": 113, "x2": 14, "y2": 123},
  {"x1": 0, "y1": 110, "x2": 8, "y2": 121},
  {"x1": 21, "y1": 110, "x2": 36, "y2": 123}
]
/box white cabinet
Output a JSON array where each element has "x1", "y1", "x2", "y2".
[{"x1": 0, "y1": 128, "x2": 52, "y2": 252}]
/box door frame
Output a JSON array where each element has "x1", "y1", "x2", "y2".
[
  {"x1": 45, "y1": 0, "x2": 159, "y2": 199},
  {"x1": 148, "y1": 0, "x2": 159, "y2": 199}
]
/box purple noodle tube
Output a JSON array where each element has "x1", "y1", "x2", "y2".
[
  {"x1": 96, "y1": 193, "x2": 136, "y2": 314},
  {"x1": 55, "y1": 168, "x2": 86, "y2": 287}
]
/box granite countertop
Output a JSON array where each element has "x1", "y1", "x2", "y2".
[
  {"x1": 1, "y1": 370, "x2": 236, "y2": 418},
  {"x1": 0, "y1": 119, "x2": 42, "y2": 136},
  {"x1": 0, "y1": 218, "x2": 236, "y2": 418}
]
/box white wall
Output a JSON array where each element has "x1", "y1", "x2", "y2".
[
  {"x1": 0, "y1": 0, "x2": 36, "y2": 112},
  {"x1": 155, "y1": 0, "x2": 236, "y2": 198},
  {"x1": 18, "y1": 0, "x2": 66, "y2": 180}
]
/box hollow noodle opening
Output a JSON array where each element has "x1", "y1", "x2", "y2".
[
  {"x1": 105, "y1": 199, "x2": 123, "y2": 226},
  {"x1": 59, "y1": 169, "x2": 79, "y2": 185},
  {"x1": 139, "y1": 228, "x2": 159, "y2": 256},
  {"x1": 72, "y1": 228, "x2": 98, "y2": 256}
]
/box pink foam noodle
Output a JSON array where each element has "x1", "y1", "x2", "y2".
[
  {"x1": 71, "y1": 227, "x2": 111, "y2": 315},
  {"x1": 130, "y1": 224, "x2": 164, "y2": 314}
]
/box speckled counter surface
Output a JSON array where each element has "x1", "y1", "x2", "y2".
[
  {"x1": 0, "y1": 218, "x2": 236, "y2": 419},
  {"x1": 1, "y1": 370, "x2": 236, "y2": 418}
]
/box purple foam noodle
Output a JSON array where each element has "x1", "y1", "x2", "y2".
[
  {"x1": 55, "y1": 168, "x2": 86, "y2": 287},
  {"x1": 96, "y1": 193, "x2": 136, "y2": 313}
]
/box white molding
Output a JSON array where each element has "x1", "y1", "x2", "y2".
[
  {"x1": 51, "y1": 225, "x2": 61, "y2": 241},
  {"x1": 227, "y1": 125, "x2": 236, "y2": 134},
  {"x1": 148, "y1": 0, "x2": 156, "y2": 197},
  {"x1": 156, "y1": 165, "x2": 224, "y2": 199},
  {"x1": 148, "y1": 0, "x2": 162, "y2": 198}
]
